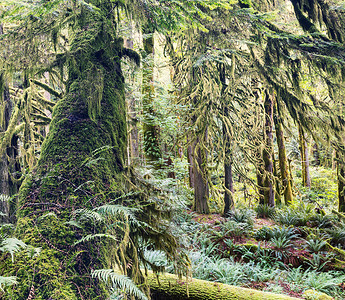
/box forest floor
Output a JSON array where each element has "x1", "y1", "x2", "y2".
[{"x1": 145, "y1": 195, "x2": 345, "y2": 300}]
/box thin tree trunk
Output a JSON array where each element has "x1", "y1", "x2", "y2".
[
  {"x1": 256, "y1": 148, "x2": 265, "y2": 205},
  {"x1": 273, "y1": 153, "x2": 282, "y2": 206},
  {"x1": 298, "y1": 125, "x2": 311, "y2": 187},
  {"x1": 142, "y1": 30, "x2": 161, "y2": 166},
  {"x1": 338, "y1": 156, "x2": 345, "y2": 212},
  {"x1": 273, "y1": 101, "x2": 293, "y2": 205},
  {"x1": 224, "y1": 161, "x2": 234, "y2": 215},
  {"x1": 263, "y1": 90, "x2": 275, "y2": 207},
  {"x1": 220, "y1": 63, "x2": 234, "y2": 216},
  {"x1": 193, "y1": 137, "x2": 210, "y2": 214},
  {"x1": 124, "y1": 37, "x2": 140, "y2": 166},
  {"x1": 187, "y1": 144, "x2": 195, "y2": 189}
]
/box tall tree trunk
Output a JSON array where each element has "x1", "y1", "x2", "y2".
[
  {"x1": 187, "y1": 143, "x2": 195, "y2": 189},
  {"x1": 0, "y1": 74, "x2": 11, "y2": 223},
  {"x1": 256, "y1": 147, "x2": 265, "y2": 205},
  {"x1": 220, "y1": 64, "x2": 234, "y2": 216},
  {"x1": 338, "y1": 155, "x2": 345, "y2": 212},
  {"x1": 142, "y1": 30, "x2": 161, "y2": 166},
  {"x1": 124, "y1": 37, "x2": 140, "y2": 166},
  {"x1": 224, "y1": 161, "x2": 234, "y2": 215},
  {"x1": 273, "y1": 153, "x2": 282, "y2": 206},
  {"x1": 273, "y1": 101, "x2": 293, "y2": 205},
  {"x1": 0, "y1": 24, "x2": 19, "y2": 222},
  {"x1": 4, "y1": 8, "x2": 130, "y2": 298},
  {"x1": 263, "y1": 90, "x2": 275, "y2": 207},
  {"x1": 298, "y1": 125, "x2": 311, "y2": 187},
  {"x1": 193, "y1": 137, "x2": 210, "y2": 214}
]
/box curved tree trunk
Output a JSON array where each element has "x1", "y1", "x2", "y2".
[{"x1": 1, "y1": 8, "x2": 127, "y2": 299}]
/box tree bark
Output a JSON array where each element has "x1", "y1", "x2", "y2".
[
  {"x1": 193, "y1": 137, "x2": 210, "y2": 214},
  {"x1": 142, "y1": 30, "x2": 161, "y2": 166},
  {"x1": 124, "y1": 37, "x2": 140, "y2": 166},
  {"x1": 256, "y1": 148, "x2": 265, "y2": 205},
  {"x1": 298, "y1": 125, "x2": 311, "y2": 187},
  {"x1": 187, "y1": 144, "x2": 195, "y2": 189},
  {"x1": 263, "y1": 90, "x2": 275, "y2": 207},
  {"x1": 220, "y1": 64, "x2": 234, "y2": 216},
  {"x1": 273, "y1": 101, "x2": 293, "y2": 205},
  {"x1": 2, "y1": 6, "x2": 129, "y2": 299},
  {"x1": 338, "y1": 160, "x2": 345, "y2": 212}
]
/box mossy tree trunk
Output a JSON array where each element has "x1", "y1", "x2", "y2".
[
  {"x1": 338, "y1": 159, "x2": 345, "y2": 212},
  {"x1": 125, "y1": 37, "x2": 140, "y2": 166},
  {"x1": 220, "y1": 64, "x2": 234, "y2": 216},
  {"x1": 0, "y1": 24, "x2": 20, "y2": 220},
  {"x1": 273, "y1": 154, "x2": 282, "y2": 206},
  {"x1": 187, "y1": 143, "x2": 195, "y2": 189},
  {"x1": 1, "y1": 4, "x2": 130, "y2": 299},
  {"x1": 273, "y1": 101, "x2": 293, "y2": 205},
  {"x1": 263, "y1": 90, "x2": 275, "y2": 207},
  {"x1": 142, "y1": 29, "x2": 161, "y2": 167},
  {"x1": 193, "y1": 136, "x2": 210, "y2": 214},
  {"x1": 298, "y1": 125, "x2": 311, "y2": 187},
  {"x1": 256, "y1": 148, "x2": 265, "y2": 205}
]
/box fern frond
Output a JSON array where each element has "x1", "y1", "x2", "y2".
[
  {"x1": 0, "y1": 195, "x2": 10, "y2": 203},
  {"x1": 94, "y1": 205, "x2": 138, "y2": 221},
  {"x1": 91, "y1": 269, "x2": 147, "y2": 300},
  {"x1": 73, "y1": 209, "x2": 104, "y2": 224},
  {"x1": 0, "y1": 238, "x2": 26, "y2": 262},
  {"x1": 37, "y1": 212, "x2": 57, "y2": 221},
  {"x1": 0, "y1": 276, "x2": 17, "y2": 292},
  {"x1": 73, "y1": 234, "x2": 117, "y2": 246},
  {"x1": 26, "y1": 245, "x2": 41, "y2": 259},
  {"x1": 64, "y1": 220, "x2": 82, "y2": 228}
]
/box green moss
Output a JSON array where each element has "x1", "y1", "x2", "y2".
[
  {"x1": 2, "y1": 7, "x2": 128, "y2": 299},
  {"x1": 147, "y1": 272, "x2": 300, "y2": 300},
  {"x1": 303, "y1": 289, "x2": 334, "y2": 300}
]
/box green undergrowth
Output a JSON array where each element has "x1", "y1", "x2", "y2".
[{"x1": 142, "y1": 201, "x2": 345, "y2": 300}]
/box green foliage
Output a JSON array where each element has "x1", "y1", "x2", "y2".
[
  {"x1": 91, "y1": 269, "x2": 148, "y2": 300},
  {"x1": 306, "y1": 239, "x2": 327, "y2": 253},
  {"x1": 254, "y1": 226, "x2": 299, "y2": 242},
  {"x1": 227, "y1": 209, "x2": 255, "y2": 226},
  {"x1": 0, "y1": 276, "x2": 17, "y2": 292},
  {"x1": 305, "y1": 253, "x2": 333, "y2": 271},
  {"x1": 221, "y1": 220, "x2": 252, "y2": 238},
  {"x1": 0, "y1": 238, "x2": 26, "y2": 263},
  {"x1": 256, "y1": 204, "x2": 276, "y2": 219}
]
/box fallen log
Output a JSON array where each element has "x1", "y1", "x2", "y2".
[{"x1": 146, "y1": 272, "x2": 300, "y2": 300}]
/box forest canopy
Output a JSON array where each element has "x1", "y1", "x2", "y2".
[{"x1": 1, "y1": 0, "x2": 345, "y2": 299}]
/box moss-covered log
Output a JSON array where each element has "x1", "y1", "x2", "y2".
[{"x1": 146, "y1": 272, "x2": 311, "y2": 300}]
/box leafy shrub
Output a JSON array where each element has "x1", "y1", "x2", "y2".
[
  {"x1": 256, "y1": 204, "x2": 276, "y2": 219},
  {"x1": 254, "y1": 226, "x2": 273, "y2": 241},
  {"x1": 305, "y1": 253, "x2": 333, "y2": 271},
  {"x1": 326, "y1": 225, "x2": 345, "y2": 246},
  {"x1": 305, "y1": 239, "x2": 326, "y2": 253},
  {"x1": 227, "y1": 209, "x2": 255, "y2": 226},
  {"x1": 221, "y1": 221, "x2": 252, "y2": 238}
]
